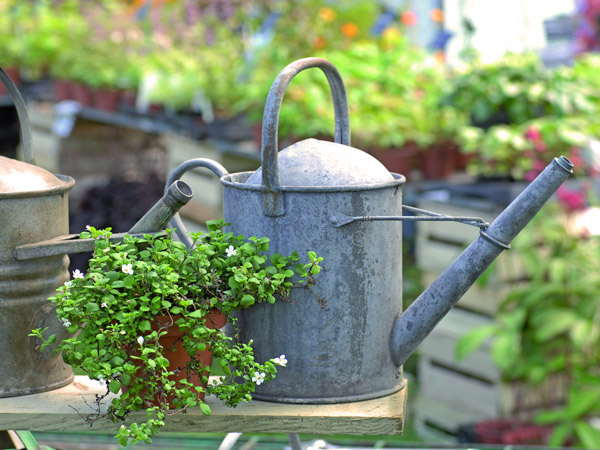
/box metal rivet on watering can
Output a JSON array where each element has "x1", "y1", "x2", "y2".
[
  {"x1": 163, "y1": 58, "x2": 574, "y2": 404},
  {"x1": 0, "y1": 67, "x2": 194, "y2": 397}
]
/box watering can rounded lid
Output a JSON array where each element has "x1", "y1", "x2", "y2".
[
  {"x1": 0, "y1": 155, "x2": 72, "y2": 195},
  {"x1": 245, "y1": 139, "x2": 395, "y2": 187}
]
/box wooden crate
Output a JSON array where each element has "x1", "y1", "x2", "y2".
[
  {"x1": 165, "y1": 134, "x2": 260, "y2": 225},
  {"x1": 413, "y1": 196, "x2": 564, "y2": 440},
  {"x1": 414, "y1": 306, "x2": 567, "y2": 439},
  {"x1": 415, "y1": 198, "x2": 526, "y2": 316}
]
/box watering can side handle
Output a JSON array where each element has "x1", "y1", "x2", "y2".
[
  {"x1": 389, "y1": 156, "x2": 574, "y2": 367},
  {"x1": 261, "y1": 57, "x2": 351, "y2": 217},
  {"x1": 0, "y1": 67, "x2": 34, "y2": 165},
  {"x1": 163, "y1": 158, "x2": 229, "y2": 247}
]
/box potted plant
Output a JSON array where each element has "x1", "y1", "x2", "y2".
[{"x1": 31, "y1": 220, "x2": 322, "y2": 446}]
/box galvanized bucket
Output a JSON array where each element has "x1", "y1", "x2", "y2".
[{"x1": 0, "y1": 68, "x2": 74, "y2": 397}]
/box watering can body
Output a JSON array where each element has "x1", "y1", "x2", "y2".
[
  {"x1": 222, "y1": 142, "x2": 406, "y2": 402},
  {"x1": 0, "y1": 157, "x2": 75, "y2": 396}
]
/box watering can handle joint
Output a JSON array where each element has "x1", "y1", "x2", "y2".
[{"x1": 261, "y1": 58, "x2": 351, "y2": 217}]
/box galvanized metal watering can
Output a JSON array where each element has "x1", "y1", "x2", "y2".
[
  {"x1": 166, "y1": 58, "x2": 574, "y2": 404},
  {"x1": 0, "y1": 68, "x2": 192, "y2": 397}
]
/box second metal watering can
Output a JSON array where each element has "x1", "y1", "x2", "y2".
[
  {"x1": 0, "y1": 68, "x2": 193, "y2": 397},
  {"x1": 167, "y1": 58, "x2": 573, "y2": 404}
]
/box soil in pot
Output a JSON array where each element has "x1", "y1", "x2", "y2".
[{"x1": 123, "y1": 310, "x2": 227, "y2": 408}]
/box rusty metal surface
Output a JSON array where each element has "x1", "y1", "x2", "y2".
[
  {"x1": 1, "y1": 191, "x2": 74, "y2": 397},
  {"x1": 0, "y1": 156, "x2": 74, "y2": 196}
]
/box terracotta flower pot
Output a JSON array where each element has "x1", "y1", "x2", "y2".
[
  {"x1": 419, "y1": 140, "x2": 459, "y2": 179},
  {"x1": 71, "y1": 83, "x2": 93, "y2": 107},
  {"x1": 367, "y1": 143, "x2": 419, "y2": 179},
  {"x1": 0, "y1": 67, "x2": 20, "y2": 96},
  {"x1": 92, "y1": 88, "x2": 121, "y2": 112},
  {"x1": 53, "y1": 79, "x2": 74, "y2": 101},
  {"x1": 123, "y1": 310, "x2": 227, "y2": 408}
]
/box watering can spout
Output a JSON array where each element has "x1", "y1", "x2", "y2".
[{"x1": 390, "y1": 156, "x2": 574, "y2": 367}]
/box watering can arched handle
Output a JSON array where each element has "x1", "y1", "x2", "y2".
[
  {"x1": 0, "y1": 67, "x2": 35, "y2": 165},
  {"x1": 261, "y1": 57, "x2": 351, "y2": 217}
]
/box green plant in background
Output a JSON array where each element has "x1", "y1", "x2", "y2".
[
  {"x1": 31, "y1": 221, "x2": 321, "y2": 446},
  {"x1": 444, "y1": 52, "x2": 600, "y2": 127},
  {"x1": 456, "y1": 195, "x2": 600, "y2": 448},
  {"x1": 450, "y1": 52, "x2": 600, "y2": 179},
  {"x1": 458, "y1": 115, "x2": 600, "y2": 179},
  {"x1": 0, "y1": 0, "x2": 21, "y2": 68},
  {"x1": 241, "y1": 26, "x2": 467, "y2": 150}
]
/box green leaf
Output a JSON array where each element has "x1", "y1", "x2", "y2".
[
  {"x1": 220, "y1": 359, "x2": 232, "y2": 375},
  {"x1": 199, "y1": 402, "x2": 212, "y2": 416},
  {"x1": 536, "y1": 408, "x2": 566, "y2": 424},
  {"x1": 455, "y1": 325, "x2": 496, "y2": 361},
  {"x1": 124, "y1": 275, "x2": 135, "y2": 287},
  {"x1": 109, "y1": 379, "x2": 121, "y2": 394},
  {"x1": 566, "y1": 388, "x2": 600, "y2": 419},
  {"x1": 139, "y1": 320, "x2": 151, "y2": 332},
  {"x1": 189, "y1": 310, "x2": 205, "y2": 318},
  {"x1": 548, "y1": 422, "x2": 572, "y2": 447},
  {"x1": 533, "y1": 310, "x2": 578, "y2": 341},
  {"x1": 85, "y1": 302, "x2": 99, "y2": 312},
  {"x1": 111, "y1": 356, "x2": 124, "y2": 366},
  {"x1": 490, "y1": 333, "x2": 520, "y2": 372},
  {"x1": 575, "y1": 422, "x2": 600, "y2": 449},
  {"x1": 120, "y1": 373, "x2": 131, "y2": 386}
]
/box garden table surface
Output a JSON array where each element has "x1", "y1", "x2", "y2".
[{"x1": 0, "y1": 376, "x2": 406, "y2": 435}]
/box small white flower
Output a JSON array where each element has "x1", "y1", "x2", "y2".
[
  {"x1": 85, "y1": 225, "x2": 92, "y2": 231},
  {"x1": 122, "y1": 263, "x2": 134, "y2": 275},
  {"x1": 225, "y1": 245, "x2": 237, "y2": 257},
  {"x1": 72, "y1": 269, "x2": 84, "y2": 279},
  {"x1": 61, "y1": 317, "x2": 72, "y2": 328},
  {"x1": 64, "y1": 280, "x2": 72, "y2": 288},
  {"x1": 273, "y1": 354, "x2": 287, "y2": 367},
  {"x1": 101, "y1": 302, "x2": 108, "y2": 308},
  {"x1": 120, "y1": 330, "x2": 126, "y2": 335},
  {"x1": 123, "y1": 252, "x2": 127, "y2": 257},
  {"x1": 252, "y1": 371, "x2": 266, "y2": 385},
  {"x1": 137, "y1": 336, "x2": 144, "y2": 345},
  {"x1": 103, "y1": 247, "x2": 110, "y2": 253}
]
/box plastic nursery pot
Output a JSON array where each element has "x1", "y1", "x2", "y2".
[{"x1": 122, "y1": 310, "x2": 227, "y2": 408}]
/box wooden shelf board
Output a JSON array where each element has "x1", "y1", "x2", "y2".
[{"x1": 0, "y1": 376, "x2": 406, "y2": 435}]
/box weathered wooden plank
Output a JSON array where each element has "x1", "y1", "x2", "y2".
[
  {"x1": 418, "y1": 308, "x2": 498, "y2": 381},
  {"x1": 0, "y1": 377, "x2": 406, "y2": 435}
]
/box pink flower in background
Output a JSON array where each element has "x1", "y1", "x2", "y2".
[
  {"x1": 524, "y1": 127, "x2": 542, "y2": 141},
  {"x1": 568, "y1": 147, "x2": 584, "y2": 168},
  {"x1": 556, "y1": 185, "x2": 588, "y2": 212},
  {"x1": 524, "y1": 160, "x2": 547, "y2": 182}
]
